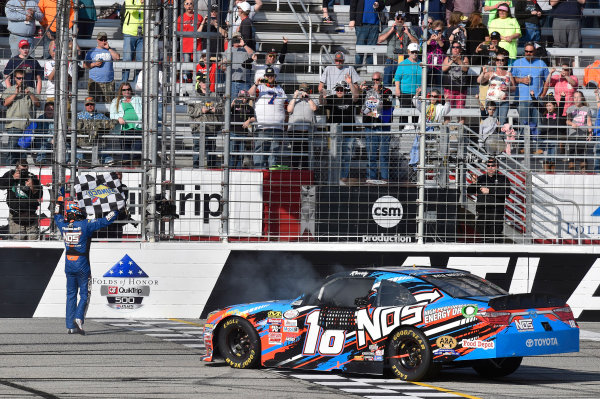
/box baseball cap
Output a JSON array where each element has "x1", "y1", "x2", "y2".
[
  {"x1": 334, "y1": 51, "x2": 345, "y2": 61},
  {"x1": 238, "y1": 1, "x2": 251, "y2": 12},
  {"x1": 298, "y1": 83, "x2": 309, "y2": 91},
  {"x1": 84, "y1": 96, "x2": 95, "y2": 105},
  {"x1": 395, "y1": 11, "x2": 406, "y2": 19},
  {"x1": 267, "y1": 48, "x2": 277, "y2": 55},
  {"x1": 211, "y1": 3, "x2": 219, "y2": 10},
  {"x1": 264, "y1": 66, "x2": 275, "y2": 76},
  {"x1": 407, "y1": 43, "x2": 419, "y2": 52},
  {"x1": 97, "y1": 31, "x2": 108, "y2": 40},
  {"x1": 497, "y1": 3, "x2": 510, "y2": 12},
  {"x1": 490, "y1": 31, "x2": 501, "y2": 40},
  {"x1": 487, "y1": 156, "x2": 498, "y2": 166},
  {"x1": 18, "y1": 40, "x2": 30, "y2": 48}
]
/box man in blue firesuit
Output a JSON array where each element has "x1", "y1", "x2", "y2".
[{"x1": 54, "y1": 200, "x2": 116, "y2": 334}]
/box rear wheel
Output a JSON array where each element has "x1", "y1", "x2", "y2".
[
  {"x1": 472, "y1": 357, "x2": 522, "y2": 378},
  {"x1": 386, "y1": 327, "x2": 433, "y2": 381},
  {"x1": 217, "y1": 317, "x2": 261, "y2": 369}
]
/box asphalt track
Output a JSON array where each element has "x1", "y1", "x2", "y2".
[{"x1": 1, "y1": 319, "x2": 599, "y2": 399}]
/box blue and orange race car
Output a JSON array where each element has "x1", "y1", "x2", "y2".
[{"x1": 203, "y1": 267, "x2": 579, "y2": 380}]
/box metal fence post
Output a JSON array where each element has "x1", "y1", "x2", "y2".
[{"x1": 329, "y1": 123, "x2": 340, "y2": 184}]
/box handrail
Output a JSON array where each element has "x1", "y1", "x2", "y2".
[{"x1": 285, "y1": 0, "x2": 313, "y2": 72}]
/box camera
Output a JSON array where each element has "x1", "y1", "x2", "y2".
[{"x1": 458, "y1": 23, "x2": 465, "y2": 28}]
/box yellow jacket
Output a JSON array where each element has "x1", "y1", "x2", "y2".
[
  {"x1": 122, "y1": 0, "x2": 144, "y2": 37},
  {"x1": 38, "y1": 0, "x2": 75, "y2": 32}
]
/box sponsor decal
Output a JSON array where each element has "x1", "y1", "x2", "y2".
[
  {"x1": 362, "y1": 234, "x2": 413, "y2": 243},
  {"x1": 436, "y1": 335, "x2": 458, "y2": 349},
  {"x1": 350, "y1": 271, "x2": 369, "y2": 277},
  {"x1": 424, "y1": 306, "x2": 463, "y2": 323},
  {"x1": 268, "y1": 333, "x2": 282, "y2": 344},
  {"x1": 462, "y1": 305, "x2": 478, "y2": 318},
  {"x1": 283, "y1": 326, "x2": 298, "y2": 333},
  {"x1": 283, "y1": 309, "x2": 299, "y2": 319},
  {"x1": 569, "y1": 320, "x2": 577, "y2": 328},
  {"x1": 375, "y1": 349, "x2": 384, "y2": 356},
  {"x1": 284, "y1": 319, "x2": 297, "y2": 327},
  {"x1": 526, "y1": 337, "x2": 558, "y2": 347},
  {"x1": 433, "y1": 348, "x2": 460, "y2": 356},
  {"x1": 387, "y1": 276, "x2": 413, "y2": 283},
  {"x1": 374, "y1": 355, "x2": 383, "y2": 361},
  {"x1": 269, "y1": 325, "x2": 281, "y2": 333},
  {"x1": 268, "y1": 311, "x2": 282, "y2": 318},
  {"x1": 96, "y1": 254, "x2": 154, "y2": 310},
  {"x1": 371, "y1": 195, "x2": 403, "y2": 228},
  {"x1": 461, "y1": 339, "x2": 495, "y2": 350},
  {"x1": 84, "y1": 184, "x2": 119, "y2": 200},
  {"x1": 353, "y1": 355, "x2": 364, "y2": 361},
  {"x1": 268, "y1": 318, "x2": 283, "y2": 325},
  {"x1": 514, "y1": 318, "x2": 534, "y2": 332}
]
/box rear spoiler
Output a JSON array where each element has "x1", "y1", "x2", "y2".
[{"x1": 488, "y1": 293, "x2": 566, "y2": 310}]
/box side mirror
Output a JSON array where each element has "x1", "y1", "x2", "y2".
[{"x1": 354, "y1": 296, "x2": 369, "y2": 307}]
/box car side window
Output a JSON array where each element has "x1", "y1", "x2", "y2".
[
  {"x1": 314, "y1": 277, "x2": 375, "y2": 307},
  {"x1": 377, "y1": 280, "x2": 417, "y2": 307}
]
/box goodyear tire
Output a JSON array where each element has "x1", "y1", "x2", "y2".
[
  {"x1": 217, "y1": 317, "x2": 260, "y2": 369},
  {"x1": 386, "y1": 327, "x2": 433, "y2": 381},
  {"x1": 472, "y1": 357, "x2": 522, "y2": 378}
]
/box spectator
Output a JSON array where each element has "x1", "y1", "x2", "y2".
[
  {"x1": 360, "y1": 72, "x2": 394, "y2": 184},
  {"x1": 229, "y1": 35, "x2": 255, "y2": 97},
  {"x1": 542, "y1": 61, "x2": 578, "y2": 117},
  {"x1": 478, "y1": 101, "x2": 505, "y2": 153},
  {"x1": 77, "y1": 96, "x2": 116, "y2": 165},
  {"x1": 110, "y1": 83, "x2": 143, "y2": 166},
  {"x1": 121, "y1": 0, "x2": 144, "y2": 83},
  {"x1": 188, "y1": 73, "x2": 224, "y2": 168},
  {"x1": 425, "y1": 20, "x2": 448, "y2": 90},
  {"x1": 550, "y1": 0, "x2": 585, "y2": 49},
  {"x1": 252, "y1": 37, "x2": 288, "y2": 82},
  {"x1": 236, "y1": 1, "x2": 255, "y2": 51},
  {"x1": 377, "y1": 11, "x2": 419, "y2": 87},
  {"x1": 321, "y1": 0, "x2": 334, "y2": 23},
  {"x1": 443, "y1": 0, "x2": 482, "y2": 24},
  {"x1": 230, "y1": 90, "x2": 255, "y2": 168},
  {"x1": 349, "y1": 0, "x2": 385, "y2": 66},
  {"x1": 4, "y1": 39, "x2": 43, "y2": 95},
  {"x1": 177, "y1": 0, "x2": 204, "y2": 83},
  {"x1": 442, "y1": 41, "x2": 470, "y2": 124},
  {"x1": 474, "y1": 31, "x2": 509, "y2": 67},
  {"x1": 511, "y1": 42, "x2": 549, "y2": 132},
  {"x1": 477, "y1": 54, "x2": 515, "y2": 124},
  {"x1": 530, "y1": 91, "x2": 565, "y2": 172},
  {"x1": 232, "y1": 0, "x2": 262, "y2": 32},
  {"x1": 287, "y1": 83, "x2": 319, "y2": 169},
  {"x1": 515, "y1": 0, "x2": 542, "y2": 44},
  {"x1": 0, "y1": 159, "x2": 42, "y2": 240},
  {"x1": 78, "y1": 0, "x2": 97, "y2": 42},
  {"x1": 467, "y1": 156, "x2": 510, "y2": 243},
  {"x1": 34, "y1": 99, "x2": 54, "y2": 165},
  {"x1": 84, "y1": 32, "x2": 120, "y2": 103},
  {"x1": 445, "y1": 11, "x2": 467, "y2": 50},
  {"x1": 38, "y1": 0, "x2": 74, "y2": 59},
  {"x1": 248, "y1": 66, "x2": 287, "y2": 168},
  {"x1": 593, "y1": 89, "x2": 600, "y2": 172},
  {"x1": 388, "y1": 0, "x2": 419, "y2": 26},
  {"x1": 5, "y1": 0, "x2": 42, "y2": 56},
  {"x1": 394, "y1": 42, "x2": 422, "y2": 124},
  {"x1": 1, "y1": 68, "x2": 40, "y2": 166},
  {"x1": 318, "y1": 51, "x2": 360, "y2": 95},
  {"x1": 44, "y1": 41, "x2": 73, "y2": 98},
  {"x1": 321, "y1": 77, "x2": 360, "y2": 185},
  {"x1": 199, "y1": 3, "x2": 227, "y2": 58},
  {"x1": 487, "y1": 3, "x2": 521, "y2": 62},
  {"x1": 422, "y1": 0, "x2": 446, "y2": 23},
  {"x1": 465, "y1": 12, "x2": 487, "y2": 59},
  {"x1": 196, "y1": 50, "x2": 220, "y2": 92},
  {"x1": 565, "y1": 90, "x2": 593, "y2": 172},
  {"x1": 483, "y1": 0, "x2": 512, "y2": 25}
]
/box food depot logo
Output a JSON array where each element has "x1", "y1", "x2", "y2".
[
  {"x1": 371, "y1": 196, "x2": 403, "y2": 228},
  {"x1": 93, "y1": 254, "x2": 158, "y2": 310}
]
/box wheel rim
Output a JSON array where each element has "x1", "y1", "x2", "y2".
[
  {"x1": 227, "y1": 325, "x2": 251, "y2": 358},
  {"x1": 397, "y1": 337, "x2": 423, "y2": 370}
]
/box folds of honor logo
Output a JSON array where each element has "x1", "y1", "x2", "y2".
[{"x1": 98, "y1": 254, "x2": 157, "y2": 310}]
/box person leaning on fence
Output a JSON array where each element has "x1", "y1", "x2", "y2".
[
  {"x1": 0, "y1": 159, "x2": 42, "y2": 240},
  {"x1": 1, "y1": 68, "x2": 40, "y2": 167},
  {"x1": 320, "y1": 77, "x2": 360, "y2": 186},
  {"x1": 188, "y1": 73, "x2": 225, "y2": 168},
  {"x1": 565, "y1": 90, "x2": 593, "y2": 173},
  {"x1": 467, "y1": 157, "x2": 510, "y2": 243},
  {"x1": 287, "y1": 83, "x2": 319, "y2": 169},
  {"x1": 5, "y1": 0, "x2": 43, "y2": 57},
  {"x1": 110, "y1": 83, "x2": 143, "y2": 166},
  {"x1": 84, "y1": 32, "x2": 120, "y2": 103}
]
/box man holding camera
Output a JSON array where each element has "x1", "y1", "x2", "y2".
[
  {"x1": 287, "y1": 83, "x2": 318, "y2": 169},
  {"x1": 475, "y1": 31, "x2": 509, "y2": 67},
  {"x1": 378, "y1": 11, "x2": 418, "y2": 86},
  {"x1": 0, "y1": 159, "x2": 42, "y2": 240}
]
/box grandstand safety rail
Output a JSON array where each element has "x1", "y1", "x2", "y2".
[{"x1": 0, "y1": 0, "x2": 599, "y2": 244}]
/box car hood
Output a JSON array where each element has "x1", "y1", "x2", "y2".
[{"x1": 206, "y1": 298, "x2": 298, "y2": 323}]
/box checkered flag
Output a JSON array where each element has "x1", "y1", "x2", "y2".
[{"x1": 74, "y1": 172, "x2": 127, "y2": 218}]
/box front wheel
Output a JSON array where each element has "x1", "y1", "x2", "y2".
[
  {"x1": 472, "y1": 357, "x2": 522, "y2": 378},
  {"x1": 386, "y1": 327, "x2": 433, "y2": 381},
  {"x1": 217, "y1": 317, "x2": 261, "y2": 369}
]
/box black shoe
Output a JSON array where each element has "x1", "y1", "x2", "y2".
[
  {"x1": 67, "y1": 328, "x2": 78, "y2": 334},
  {"x1": 74, "y1": 318, "x2": 85, "y2": 335}
]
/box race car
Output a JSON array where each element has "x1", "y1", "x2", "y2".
[{"x1": 203, "y1": 267, "x2": 579, "y2": 380}]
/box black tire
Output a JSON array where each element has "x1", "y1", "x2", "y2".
[
  {"x1": 217, "y1": 317, "x2": 261, "y2": 369},
  {"x1": 386, "y1": 327, "x2": 433, "y2": 381},
  {"x1": 472, "y1": 357, "x2": 522, "y2": 378}
]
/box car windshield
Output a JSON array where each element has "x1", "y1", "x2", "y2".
[{"x1": 419, "y1": 273, "x2": 507, "y2": 298}]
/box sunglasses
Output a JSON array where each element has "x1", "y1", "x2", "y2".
[
  {"x1": 20, "y1": 46, "x2": 30, "y2": 49},
  {"x1": 496, "y1": 58, "x2": 506, "y2": 62},
  {"x1": 452, "y1": 46, "x2": 461, "y2": 49},
  {"x1": 122, "y1": 88, "x2": 132, "y2": 91},
  {"x1": 14, "y1": 76, "x2": 23, "y2": 80},
  {"x1": 434, "y1": 30, "x2": 442, "y2": 33},
  {"x1": 98, "y1": 38, "x2": 107, "y2": 42},
  {"x1": 524, "y1": 50, "x2": 534, "y2": 53},
  {"x1": 372, "y1": 78, "x2": 381, "y2": 81},
  {"x1": 488, "y1": 108, "x2": 496, "y2": 111},
  {"x1": 430, "y1": 94, "x2": 439, "y2": 98},
  {"x1": 85, "y1": 103, "x2": 94, "y2": 106},
  {"x1": 335, "y1": 87, "x2": 344, "y2": 92},
  {"x1": 410, "y1": 51, "x2": 418, "y2": 54}
]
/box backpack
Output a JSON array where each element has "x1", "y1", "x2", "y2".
[{"x1": 120, "y1": 3, "x2": 128, "y2": 27}]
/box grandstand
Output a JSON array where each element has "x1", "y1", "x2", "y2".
[{"x1": 0, "y1": 0, "x2": 599, "y2": 246}]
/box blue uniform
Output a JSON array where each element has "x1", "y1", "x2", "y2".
[{"x1": 55, "y1": 211, "x2": 116, "y2": 329}]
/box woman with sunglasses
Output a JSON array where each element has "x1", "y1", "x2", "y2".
[
  {"x1": 477, "y1": 54, "x2": 515, "y2": 124},
  {"x1": 110, "y1": 83, "x2": 142, "y2": 166},
  {"x1": 441, "y1": 41, "x2": 469, "y2": 123},
  {"x1": 425, "y1": 19, "x2": 447, "y2": 90},
  {"x1": 542, "y1": 60, "x2": 578, "y2": 118},
  {"x1": 487, "y1": 3, "x2": 521, "y2": 62}
]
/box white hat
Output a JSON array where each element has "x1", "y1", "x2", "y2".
[
  {"x1": 407, "y1": 43, "x2": 419, "y2": 52},
  {"x1": 238, "y1": 2, "x2": 251, "y2": 12}
]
